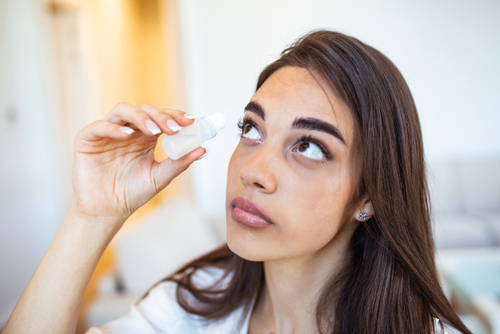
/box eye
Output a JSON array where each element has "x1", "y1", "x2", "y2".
[
  {"x1": 293, "y1": 135, "x2": 332, "y2": 161},
  {"x1": 237, "y1": 119, "x2": 261, "y2": 140},
  {"x1": 296, "y1": 141, "x2": 324, "y2": 160}
]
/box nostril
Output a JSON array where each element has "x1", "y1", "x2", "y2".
[{"x1": 255, "y1": 182, "x2": 265, "y2": 189}]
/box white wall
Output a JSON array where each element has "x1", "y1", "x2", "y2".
[
  {"x1": 0, "y1": 0, "x2": 67, "y2": 325},
  {"x1": 176, "y1": 0, "x2": 500, "y2": 220}
]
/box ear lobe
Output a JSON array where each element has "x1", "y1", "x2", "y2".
[{"x1": 355, "y1": 196, "x2": 374, "y2": 222}]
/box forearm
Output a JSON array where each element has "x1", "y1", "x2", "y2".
[{"x1": 2, "y1": 208, "x2": 124, "y2": 334}]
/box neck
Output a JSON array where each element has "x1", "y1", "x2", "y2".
[{"x1": 250, "y1": 221, "x2": 358, "y2": 334}]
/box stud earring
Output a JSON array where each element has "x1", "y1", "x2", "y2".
[{"x1": 359, "y1": 212, "x2": 367, "y2": 221}]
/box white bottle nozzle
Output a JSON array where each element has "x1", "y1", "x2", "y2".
[
  {"x1": 209, "y1": 113, "x2": 227, "y2": 132},
  {"x1": 201, "y1": 113, "x2": 226, "y2": 139}
]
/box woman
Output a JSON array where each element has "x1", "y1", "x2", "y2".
[{"x1": 3, "y1": 30, "x2": 471, "y2": 334}]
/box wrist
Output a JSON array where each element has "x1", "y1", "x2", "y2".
[{"x1": 65, "y1": 202, "x2": 128, "y2": 241}]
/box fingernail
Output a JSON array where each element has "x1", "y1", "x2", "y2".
[
  {"x1": 167, "y1": 119, "x2": 182, "y2": 132},
  {"x1": 119, "y1": 126, "x2": 134, "y2": 135},
  {"x1": 184, "y1": 113, "x2": 196, "y2": 120},
  {"x1": 195, "y1": 148, "x2": 209, "y2": 161},
  {"x1": 145, "y1": 120, "x2": 161, "y2": 135}
]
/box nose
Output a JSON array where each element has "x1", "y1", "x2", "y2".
[{"x1": 239, "y1": 143, "x2": 278, "y2": 194}]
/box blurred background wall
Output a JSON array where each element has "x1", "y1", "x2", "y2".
[
  {"x1": 0, "y1": 0, "x2": 190, "y2": 330},
  {"x1": 1, "y1": 0, "x2": 499, "y2": 332}
]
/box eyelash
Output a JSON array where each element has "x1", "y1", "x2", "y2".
[
  {"x1": 236, "y1": 117, "x2": 333, "y2": 161},
  {"x1": 236, "y1": 117, "x2": 257, "y2": 136}
]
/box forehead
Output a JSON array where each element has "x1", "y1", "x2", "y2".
[{"x1": 252, "y1": 66, "x2": 355, "y2": 147}]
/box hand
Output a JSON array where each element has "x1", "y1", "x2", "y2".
[{"x1": 70, "y1": 103, "x2": 204, "y2": 223}]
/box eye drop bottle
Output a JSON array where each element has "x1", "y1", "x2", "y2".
[{"x1": 162, "y1": 113, "x2": 227, "y2": 160}]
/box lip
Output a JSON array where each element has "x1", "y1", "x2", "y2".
[{"x1": 230, "y1": 197, "x2": 274, "y2": 229}]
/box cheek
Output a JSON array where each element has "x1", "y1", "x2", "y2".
[
  {"x1": 272, "y1": 169, "x2": 354, "y2": 252},
  {"x1": 281, "y1": 190, "x2": 340, "y2": 241},
  {"x1": 282, "y1": 168, "x2": 348, "y2": 224}
]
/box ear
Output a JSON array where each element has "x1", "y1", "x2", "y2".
[{"x1": 354, "y1": 195, "x2": 374, "y2": 222}]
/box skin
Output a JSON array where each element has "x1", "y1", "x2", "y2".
[{"x1": 226, "y1": 67, "x2": 374, "y2": 333}]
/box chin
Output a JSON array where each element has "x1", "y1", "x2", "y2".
[
  {"x1": 226, "y1": 237, "x2": 268, "y2": 262},
  {"x1": 226, "y1": 220, "x2": 270, "y2": 262}
]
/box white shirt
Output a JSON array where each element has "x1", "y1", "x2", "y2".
[
  {"x1": 85, "y1": 267, "x2": 460, "y2": 334},
  {"x1": 85, "y1": 267, "x2": 252, "y2": 334}
]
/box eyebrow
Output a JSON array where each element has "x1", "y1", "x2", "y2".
[
  {"x1": 244, "y1": 101, "x2": 265, "y2": 120},
  {"x1": 292, "y1": 117, "x2": 346, "y2": 145},
  {"x1": 244, "y1": 100, "x2": 346, "y2": 145}
]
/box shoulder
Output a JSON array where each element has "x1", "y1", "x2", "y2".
[{"x1": 90, "y1": 267, "x2": 231, "y2": 334}]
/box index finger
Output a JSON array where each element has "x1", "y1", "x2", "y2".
[
  {"x1": 77, "y1": 120, "x2": 135, "y2": 141},
  {"x1": 104, "y1": 102, "x2": 159, "y2": 137}
]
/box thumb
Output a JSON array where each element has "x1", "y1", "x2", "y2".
[{"x1": 151, "y1": 147, "x2": 207, "y2": 191}]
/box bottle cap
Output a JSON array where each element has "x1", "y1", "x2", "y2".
[{"x1": 206, "y1": 113, "x2": 227, "y2": 138}]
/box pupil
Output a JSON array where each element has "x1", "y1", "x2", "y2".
[{"x1": 299, "y1": 142, "x2": 309, "y2": 152}]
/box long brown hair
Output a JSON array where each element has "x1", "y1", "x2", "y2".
[{"x1": 148, "y1": 30, "x2": 471, "y2": 334}]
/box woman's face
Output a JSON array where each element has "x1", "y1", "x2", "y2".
[{"x1": 226, "y1": 66, "x2": 362, "y2": 262}]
